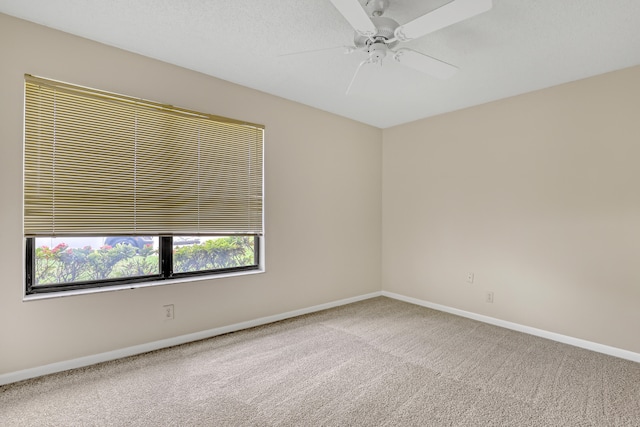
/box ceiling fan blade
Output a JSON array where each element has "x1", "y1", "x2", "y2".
[
  {"x1": 329, "y1": 0, "x2": 377, "y2": 36},
  {"x1": 278, "y1": 45, "x2": 356, "y2": 57},
  {"x1": 393, "y1": 49, "x2": 458, "y2": 79},
  {"x1": 394, "y1": 0, "x2": 492, "y2": 41}
]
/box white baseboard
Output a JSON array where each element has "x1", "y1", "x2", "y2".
[
  {"x1": 3, "y1": 290, "x2": 637, "y2": 386},
  {"x1": 382, "y1": 291, "x2": 640, "y2": 364},
  {"x1": 0, "y1": 291, "x2": 383, "y2": 386}
]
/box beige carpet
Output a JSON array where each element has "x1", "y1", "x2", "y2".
[{"x1": 1, "y1": 297, "x2": 639, "y2": 426}]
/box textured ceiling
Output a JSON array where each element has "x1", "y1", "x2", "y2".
[{"x1": 2, "y1": 0, "x2": 640, "y2": 128}]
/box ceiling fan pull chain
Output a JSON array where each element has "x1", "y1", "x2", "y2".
[{"x1": 346, "y1": 59, "x2": 371, "y2": 95}]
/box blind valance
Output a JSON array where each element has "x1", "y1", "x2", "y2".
[{"x1": 24, "y1": 75, "x2": 264, "y2": 236}]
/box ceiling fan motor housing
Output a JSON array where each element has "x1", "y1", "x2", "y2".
[{"x1": 353, "y1": 16, "x2": 399, "y2": 50}]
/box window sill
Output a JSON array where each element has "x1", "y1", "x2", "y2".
[{"x1": 23, "y1": 268, "x2": 265, "y2": 301}]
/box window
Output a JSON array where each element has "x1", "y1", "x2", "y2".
[{"x1": 24, "y1": 75, "x2": 263, "y2": 295}]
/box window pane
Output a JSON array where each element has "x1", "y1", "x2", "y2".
[
  {"x1": 173, "y1": 236, "x2": 256, "y2": 274},
  {"x1": 33, "y1": 237, "x2": 159, "y2": 286}
]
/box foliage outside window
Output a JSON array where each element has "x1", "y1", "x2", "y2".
[
  {"x1": 29, "y1": 236, "x2": 257, "y2": 293},
  {"x1": 24, "y1": 75, "x2": 263, "y2": 295}
]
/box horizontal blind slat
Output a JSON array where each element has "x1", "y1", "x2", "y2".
[{"x1": 24, "y1": 76, "x2": 263, "y2": 236}]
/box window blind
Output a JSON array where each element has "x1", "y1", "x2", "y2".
[{"x1": 24, "y1": 75, "x2": 264, "y2": 236}]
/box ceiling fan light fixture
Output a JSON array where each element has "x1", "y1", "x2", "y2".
[{"x1": 368, "y1": 42, "x2": 388, "y2": 62}]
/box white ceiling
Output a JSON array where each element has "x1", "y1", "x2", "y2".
[{"x1": 2, "y1": 0, "x2": 640, "y2": 128}]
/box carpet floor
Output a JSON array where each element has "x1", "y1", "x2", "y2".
[{"x1": 1, "y1": 296, "x2": 639, "y2": 426}]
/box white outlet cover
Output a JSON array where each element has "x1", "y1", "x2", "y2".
[{"x1": 163, "y1": 304, "x2": 174, "y2": 320}]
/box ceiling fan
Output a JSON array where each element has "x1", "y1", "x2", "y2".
[{"x1": 328, "y1": 0, "x2": 493, "y2": 93}]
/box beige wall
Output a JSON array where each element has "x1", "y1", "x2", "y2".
[
  {"x1": 0, "y1": 14, "x2": 382, "y2": 375},
  {"x1": 383, "y1": 65, "x2": 640, "y2": 353}
]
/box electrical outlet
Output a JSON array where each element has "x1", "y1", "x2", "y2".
[
  {"x1": 485, "y1": 292, "x2": 494, "y2": 303},
  {"x1": 467, "y1": 272, "x2": 474, "y2": 283},
  {"x1": 163, "y1": 304, "x2": 174, "y2": 320}
]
